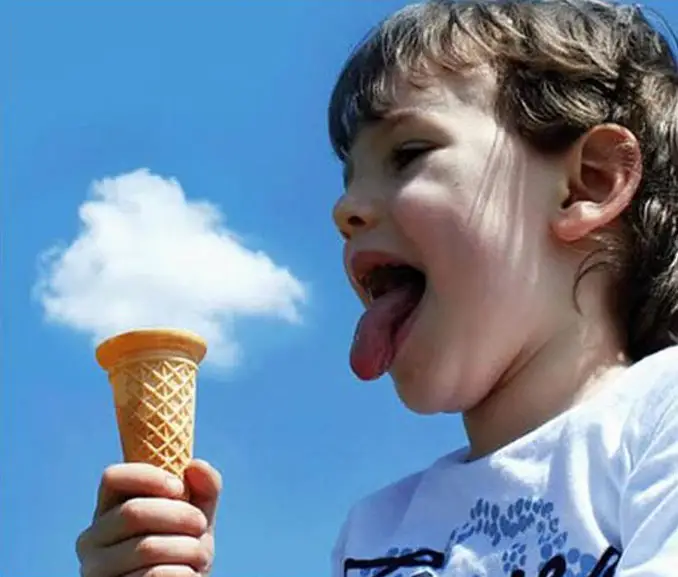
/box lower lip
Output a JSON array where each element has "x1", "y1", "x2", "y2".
[{"x1": 391, "y1": 288, "x2": 427, "y2": 366}]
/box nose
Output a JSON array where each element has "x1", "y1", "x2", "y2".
[{"x1": 332, "y1": 193, "x2": 380, "y2": 240}]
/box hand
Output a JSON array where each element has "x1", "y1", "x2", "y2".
[{"x1": 76, "y1": 459, "x2": 222, "y2": 577}]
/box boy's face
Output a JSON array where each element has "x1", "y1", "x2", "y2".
[{"x1": 333, "y1": 72, "x2": 572, "y2": 414}]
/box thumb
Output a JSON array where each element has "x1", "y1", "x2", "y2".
[{"x1": 185, "y1": 459, "x2": 222, "y2": 532}]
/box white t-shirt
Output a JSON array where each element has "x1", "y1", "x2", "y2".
[{"x1": 331, "y1": 346, "x2": 678, "y2": 577}]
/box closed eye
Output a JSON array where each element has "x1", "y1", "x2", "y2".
[{"x1": 390, "y1": 141, "x2": 436, "y2": 172}]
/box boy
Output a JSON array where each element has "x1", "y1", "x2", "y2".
[{"x1": 76, "y1": 1, "x2": 678, "y2": 576}]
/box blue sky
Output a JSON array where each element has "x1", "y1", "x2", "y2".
[{"x1": 2, "y1": 2, "x2": 678, "y2": 576}]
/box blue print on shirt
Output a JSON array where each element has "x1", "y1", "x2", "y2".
[
  {"x1": 351, "y1": 497, "x2": 620, "y2": 577},
  {"x1": 443, "y1": 497, "x2": 597, "y2": 576}
]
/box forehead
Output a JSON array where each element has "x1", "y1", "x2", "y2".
[{"x1": 343, "y1": 69, "x2": 497, "y2": 182}]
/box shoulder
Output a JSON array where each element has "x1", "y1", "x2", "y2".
[
  {"x1": 586, "y1": 345, "x2": 678, "y2": 426},
  {"x1": 621, "y1": 345, "x2": 678, "y2": 417},
  {"x1": 615, "y1": 345, "x2": 678, "y2": 459},
  {"x1": 557, "y1": 346, "x2": 678, "y2": 450},
  {"x1": 613, "y1": 348, "x2": 678, "y2": 565},
  {"x1": 343, "y1": 468, "x2": 427, "y2": 539},
  {"x1": 626, "y1": 344, "x2": 678, "y2": 385},
  {"x1": 331, "y1": 466, "x2": 429, "y2": 575},
  {"x1": 333, "y1": 451, "x2": 461, "y2": 551}
]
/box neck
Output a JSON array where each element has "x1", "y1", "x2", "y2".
[{"x1": 462, "y1": 293, "x2": 628, "y2": 461}]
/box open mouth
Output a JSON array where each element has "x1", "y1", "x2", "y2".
[
  {"x1": 358, "y1": 263, "x2": 427, "y2": 305},
  {"x1": 349, "y1": 259, "x2": 427, "y2": 381}
]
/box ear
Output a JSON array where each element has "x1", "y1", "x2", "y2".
[{"x1": 551, "y1": 124, "x2": 642, "y2": 243}]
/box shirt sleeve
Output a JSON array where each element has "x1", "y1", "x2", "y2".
[{"x1": 618, "y1": 386, "x2": 678, "y2": 574}]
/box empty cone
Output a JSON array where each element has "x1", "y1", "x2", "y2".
[{"x1": 96, "y1": 328, "x2": 207, "y2": 481}]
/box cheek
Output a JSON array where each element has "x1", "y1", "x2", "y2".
[
  {"x1": 392, "y1": 182, "x2": 545, "y2": 310},
  {"x1": 392, "y1": 181, "x2": 509, "y2": 278}
]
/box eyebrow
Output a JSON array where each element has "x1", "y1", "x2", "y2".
[{"x1": 341, "y1": 109, "x2": 433, "y2": 188}]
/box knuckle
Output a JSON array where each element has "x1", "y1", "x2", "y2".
[
  {"x1": 135, "y1": 535, "x2": 164, "y2": 564},
  {"x1": 78, "y1": 556, "x2": 102, "y2": 577},
  {"x1": 194, "y1": 539, "x2": 213, "y2": 571},
  {"x1": 133, "y1": 535, "x2": 208, "y2": 570},
  {"x1": 119, "y1": 498, "x2": 149, "y2": 531},
  {"x1": 100, "y1": 464, "x2": 122, "y2": 488},
  {"x1": 75, "y1": 529, "x2": 90, "y2": 559},
  {"x1": 183, "y1": 506, "x2": 208, "y2": 534},
  {"x1": 201, "y1": 533, "x2": 215, "y2": 558},
  {"x1": 156, "y1": 501, "x2": 206, "y2": 535}
]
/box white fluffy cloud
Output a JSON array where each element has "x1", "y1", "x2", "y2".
[{"x1": 35, "y1": 169, "x2": 307, "y2": 367}]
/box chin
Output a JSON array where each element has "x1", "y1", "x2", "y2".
[
  {"x1": 390, "y1": 345, "x2": 474, "y2": 414},
  {"x1": 391, "y1": 372, "x2": 456, "y2": 415}
]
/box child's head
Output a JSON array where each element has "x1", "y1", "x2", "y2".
[{"x1": 329, "y1": 0, "x2": 678, "y2": 415}]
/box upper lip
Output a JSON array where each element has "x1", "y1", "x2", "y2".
[{"x1": 347, "y1": 250, "x2": 418, "y2": 301}]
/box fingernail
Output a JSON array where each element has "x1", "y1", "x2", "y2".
[{"x1": 165, "y1": 475, "x2": 184, "y2": 494}]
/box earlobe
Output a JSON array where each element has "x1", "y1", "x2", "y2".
[
  {"x1": 552, "y1": 200, "x2": 610, "y2": 242},
  {"x1": 551, "y1": 124, "x2": 642, "y2": 244}
]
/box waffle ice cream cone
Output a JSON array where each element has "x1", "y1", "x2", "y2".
[{"x1": 96, "y1": 328, "x2": 207, "y2": 481}]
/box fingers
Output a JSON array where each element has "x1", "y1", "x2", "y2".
[
  {"x1": 184, "y1": 460, "x2": 222, "y2": 531},
  {"x1": 80, "y1": 534, "x2": 211, "y2": 577},
  {"x1": 95, "y1": 463, "x2": 185, "y2": 519},
  {"x1": 78, "y1": 461, "x2": 221, "y2": 577},
  {"x1": 78, "y1": 498, "x2": 208, "y2": 551}
]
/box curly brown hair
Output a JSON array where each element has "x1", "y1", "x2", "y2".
[{"x1": 328, "y1": 0, "x2": 678, "y2": 362}]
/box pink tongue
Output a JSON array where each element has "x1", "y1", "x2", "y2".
[{"x1": 350, "y1": 286, "x2": 419, "y2": 381}]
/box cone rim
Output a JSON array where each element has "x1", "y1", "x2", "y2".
[{"x1": 96, "y1": 328, "x2": 207, "y2": 370}]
